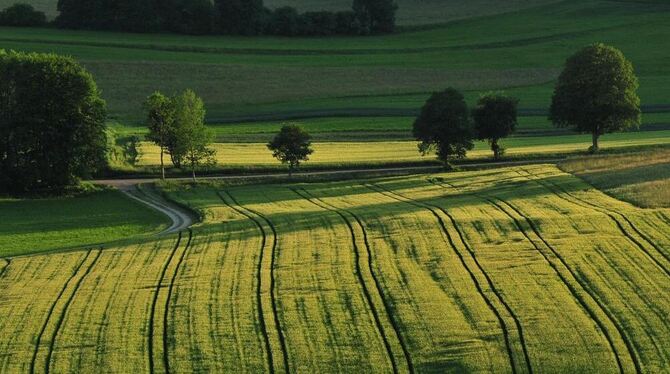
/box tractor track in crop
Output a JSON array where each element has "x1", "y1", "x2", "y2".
[
  {"x1": 163, "y1": 229, "x2": 193, "y2": 374},
  {"x1": 0, "y1": 259, "x2": 9, "y2": 279},
  {"x1": 29, "y1": 250, "x2": 95, "y2": 374},
  {"x1": 218, "y1": 190, "x2": 289, "y2": 374},
  {"x1": 429, "y1": 178, "x2": 641, "y2": 373},
  {"x1": 486, "y1": 195, "x2": 637, "y2": 373},
  {"x1": 365, "y1": 183, "x2": 533, "y2": 374},
  {"x1": 148, "y1": 232, "x2": 182, "y2": 374},
  {"x1": 44, "y1": 248, "x2": 103, "y2": 373},
  {"x1": 519, "y1": 168, "x2": 670, "y2": 279},
  {"x1": 292, "y1": 187, "x2": 414, "y2": 374}
]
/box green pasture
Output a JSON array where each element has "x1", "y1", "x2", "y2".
[
  {"x1": 0, "y1": 190, "x2": 169, "y2": 257},
  {"x1": 0, "y1": 0, "x2": 668, "y2": 120}
]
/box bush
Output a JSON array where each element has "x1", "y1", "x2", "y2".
[{"x1": 0, "y1": 3, "x2": 47, "y2": 27}]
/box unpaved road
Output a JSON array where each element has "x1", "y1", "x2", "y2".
[{"x1": 119, "y1": 184, "x2": 195, "y2": 235}]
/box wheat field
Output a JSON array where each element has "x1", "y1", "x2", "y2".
[{"x1": 1, "y1": 164, "x2": 669, "y2": 372}]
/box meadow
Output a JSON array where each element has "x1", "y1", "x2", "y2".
[
  {"x1": 0, "y1": 162, "x2": 668, "y2": 372},
  {"x1": 0, "y1": 190, "x2": 169, "y2": 257}
]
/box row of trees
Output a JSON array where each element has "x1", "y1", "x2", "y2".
[
  {"x1": 51, "y1": 0, "x2": 396, "y2": 36},
  {"x1": 415, "y1": 43, "x2": 641, "y2": 166}
]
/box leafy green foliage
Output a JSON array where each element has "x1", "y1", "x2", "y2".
[
  {"x1": 473, "y1": 93, "x2": 519, "y2": 160},
  {"x1": 267, "y1": 124, "x2": 313, "y2": 175},
  {"x1": 172, "y1": 89, "x2": 216, "y2": 180},
  {"x1": 0, "y1": 3, "x2": 46, "y2": 26},
  {"x1": 0, "y1": 50, "x2": 107, "y2": 193},
  {"x1": 145, "y1": 91, "x2": 176, "y2": 178},
  {"x1": 352, "y1": 0, "x2": 397, "y2": 34},
  {"x1": 215, "y1": 0, "x2": 264, "y2": 35},
  {"x1": 413, "y1": 88, "x2": 473, "y2": 166},
  {"x1": 550, "y1": 43, "x2": 641, "y2": 152}
]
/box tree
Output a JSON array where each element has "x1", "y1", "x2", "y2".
[
  {"x1": 172, "y1": 89, "x2": 215, "y2": 181},
  {"x1": 352, "y1": 0, "x2": 397, "y2": 34},
  {"x1": 472, "y1": 93, "x2": 519, "y2": 160},
  {"x1": 144, "y1": 92, "x2": 176, "y2": 180},
  {"x1": 550, "y1": 43, "x2": 640, "y2": 153},
  {"x1": 0, "y1": 3, "x2": 47, "y2": 26},
  {"x1": 267, "y1": 124, "x2": 313, "y2": 176},
  {"x1": 0, "y1": 50, "x2": 107, "y2": 193},
  {"x1": 215, "y1": 0, "x2": 264, "y2": 35},
  {"x1": 413, "y1": 88, "x2": 473, "y2": 168}
]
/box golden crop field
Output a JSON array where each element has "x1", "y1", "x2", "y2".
[{"x1": 1, "y1": 164, "x2": 669, "y2": 372}]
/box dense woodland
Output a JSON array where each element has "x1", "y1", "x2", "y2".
[{"x1": 18, "y1": 0, "x2": 398, "y2": 36}]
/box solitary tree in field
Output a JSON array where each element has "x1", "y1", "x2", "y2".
[
  {"x1": 472, "y1": 93, "x2": 519, "y2": 160},
  {"x1": 144, "y1": 92, "x2": 176, "y2": 180},
  {"x1": 550, "y1": 43, "x2": 640, "y2": 153},
  {"x1": 267, "y1": 124, "x2": 314, "y2": 177},
  {"x1": 172, "y1": 89, "x2": 216, "y2": 181},
  {"x1": 413, "y1": 88, "x2": 473, "y2": 168},
  {"x1": 0, "y1": 50, "x2": 107, "y2": 193}
]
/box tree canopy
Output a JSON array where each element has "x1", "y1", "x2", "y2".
[
  {"x1": 144, "y1": 92, "x2": 176, "y2": 179},
  {"x1": 352, "y1": 0, "x2": 397, "y2": 34},
  {"x1": 0, "y1": 50, "x2": 107, "y2": 193},
  {"x1": 172, "y1": 89, "x2": 216, "y2": 180},
  {"x1": 472, "y1": 93, "x2": 519, "y2": 160},
  {"x1": 550, "y1": 43, "x2": 641, "y2": 152},
  {"x1": 0, "y1": 3, "x2": 46, "y2": 26},
  {"x1": 267, "y1": 124, "x2": 314, "y2": 176}
]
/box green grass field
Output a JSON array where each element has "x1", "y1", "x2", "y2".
[
  {"x1": 0, "y1": 190, "x2": 169, "y2": 257},
  {"x1": 1, "y1": 0, "x2": 668, "y2": 122},
  {"x1": 1, "y1": 162, "x2": 668, "y2": 371}
]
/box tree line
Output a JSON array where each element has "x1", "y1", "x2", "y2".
[
  {"x1": 0, "y1": 0, "x2": 397, "y2": 36},
  {"x1": 0, "y1": 43, "x2": 640, "y2": 193}
]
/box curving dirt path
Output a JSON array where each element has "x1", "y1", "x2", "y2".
[{"x1": 120, "y1": 184, "x2": 194, "y2": 235}]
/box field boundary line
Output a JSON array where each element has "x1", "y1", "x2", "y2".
[
  {"x1": 518, "y1": 168, "x2": 670, "y2": 278},
  {"x1": 483, "y1": 194, "x2": 637, "y2": 373},
  {"x1": 148, "y1": 233, "x2": 182, "y2": 374},
  {"x1": 218, "y1": 190, "x2": 289, "y2": 373},
  {"x1": 162, "y1": 229, "x2": 193, "y2": 373},
  {"x1": 44, "y1": 248, "x2": 103, "y2": 373},
  {"x1": 0, "y1": 258, "x2": 9, "y2": 279},
  {"x1": 292, "y1": 187, "x2": 413, "y2": 374},
  {"x1": 29, "y1": 250, "x2": 94, "y2": 374},
  {"x1": 365, "y1": 182, "x2": 532, "y2": 374}
]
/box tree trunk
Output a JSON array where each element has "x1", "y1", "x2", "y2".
[
  {"x1": 160, "y1": 146, "x2": 165, "y2": 180},
  {"x1": 192, "y1": 167, "x2": 196, "y2": 182},
  {"x1": 591, "y1": 132, "x2": 600, "y2": 153},
  {"x1": 491, "y1": 140, "x2": 500, "y2": 160},
  {"x1": 288, "y1": 164, "x2": 293, "y2": 178}
]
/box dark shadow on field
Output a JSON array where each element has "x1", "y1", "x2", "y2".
[
  {"x1": 573, "y1": 163, "x2": 670, "y2": 190},
  {"x1": 184, "y1": 167, "x2": 598, "y2": 238}
]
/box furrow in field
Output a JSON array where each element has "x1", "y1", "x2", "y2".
[
  {"x1": 0, "y1": 258, "x2": 9, "y2": 279},
  {"x1": 230, "y1": 186, "x2": 402, "y2": 371},
  {"x1": 162, "y1": 229, "x2": 193, "y2": 373},
  {"x1": 519, "y1": 167, "x2": 670, "y2": 276},
  {"x1": 0, "y1": 253, "x2": 90, "y2": 372},
  {"x1": 485, "y1": 166, "x2": 670, "y2": 372},
  {"x1": 365, "y1": 182, "x2": 531, "y2": 374},
  {"x1": 218, "y1": 190, "x2": 287, "y2": 373},
  {"x1": 43, "y1": 248, "x2": 103, "y2": 373},
  {"x1": 44, "y1": 238, "x2": 178, "y2": 372},
  {"x1": 484, "y1": 195, "x2": 637, "y2": 373},
  {"x1": 148, "y1": 232, "x2": 183, "y2": 374},
  {"x1": 29, "y1": 249, "x2": 96, "y2": 374},
  {"x1": 292, "y1": 187, "x2": 412, "y2": 373}
]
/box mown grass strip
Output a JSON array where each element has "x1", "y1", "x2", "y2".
[
  {"x1": 365, "y1": 182, "x2": 531, "y2": 374},
  {"x1": 44, "y1": 248, "x2": 103, "y2": 373},
  {"x1": 163, "y1": 229, "x2": 193, "y2": 373},
  {"x1": 519, "y1": 168, "x2": 670, "y2": 278},
  {"x1": 148, "y1": 232, "x2": 182, "y2": 374},
  {"x1": 484, "y1": 195, "x2": 636, "y2": 374},
  {"x1": 292, "y1": 187, "x2": 413, "y2": 374},
  {"x1": 29, "y1": 250, "x2": 93, "y2": 374},
  {"x1": 218, "y1": 190, "x2": 289, "y2": 373}
]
